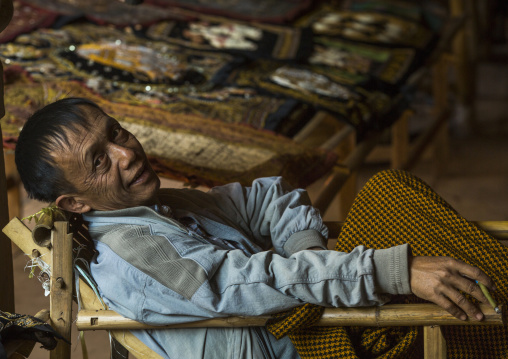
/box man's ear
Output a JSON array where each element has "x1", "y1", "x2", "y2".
[{"x1": 55, "y1": 195, "x2": 92, "y2": 213}]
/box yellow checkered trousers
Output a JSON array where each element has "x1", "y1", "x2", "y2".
[{"x1": 267, "y1": 170, "x2": 508, "y2": 358}]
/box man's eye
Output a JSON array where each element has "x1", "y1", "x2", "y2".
[
  {"x1": 94, "y1": 154, "x2": 106, "y2": 168},
  {"x1": 112, "y1": 127, "x2": 127, "y2": 142}
]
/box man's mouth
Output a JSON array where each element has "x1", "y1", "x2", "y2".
[{"x1": 130, "y1": 163, "x2": 148, "y2": 187}]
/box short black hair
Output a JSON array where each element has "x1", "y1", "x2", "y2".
[{"x1": 15, "y1": 97, "x2": 103, "y2": 203}]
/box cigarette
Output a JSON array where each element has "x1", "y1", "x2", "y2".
[{"x1": 476, "y1": 280, "x2": 501, "y2": 314}]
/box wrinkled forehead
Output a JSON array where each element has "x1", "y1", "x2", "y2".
[{"x1": 52, "y1": 105, "x2": 113, "y2": 159}]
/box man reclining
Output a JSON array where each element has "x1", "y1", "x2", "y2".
[{"x1": 14, "y1": 97, "x2": 499, "y2": 358}]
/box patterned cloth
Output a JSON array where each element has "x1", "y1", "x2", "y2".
[
  {"x1": 0, "y1": 1, "x2": 57, "y2": 43},
  {"x1": 19, "y1": 0, "x2": 176, "y2": 26},
  {"x1": 228, "y1": 58, "x2": 395, "y2": 132},
  {"x1": 0, "y1": 22, "x2": 314, "y2": 135},
  {"x1": 298, "y1": 6, "x2": 435, "y2": 52},
  {"x1": 267, "y1": 170, "x2": 508, "y2": 358},
  {"x1": 145, "y1": 18, "x2": 313, "y2": 61},
  {"x1": 144, "y1": 0, "x2": 314, "y2": 24},
  {"x1": 0, "y1": 310, "x2": 66, "y2": 359}
]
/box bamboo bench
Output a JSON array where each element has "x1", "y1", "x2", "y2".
[{"x1": 3, "y1": 213, "x2": 505, "y2": 359}]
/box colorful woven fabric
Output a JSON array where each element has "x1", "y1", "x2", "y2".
[
  {"x1": 19, "y1": 0, "x2": 175, "y2": 26},
  {"x1": 144, "y1": 0, "x2": 314, "y2": 24},
  {"x1": 228, "y1": 59, "x2": 394, "y2": 131},
  {"x1": 267, "y1": 170, "x2": 508, "y2": 358},
  {"x1": 297, "y1": 6, "x2": 435, "y2": 52},
  {"x1": 2, "y1": 80, "x2": 337, "y2": 188},
  {"x1": 308, "y1": 36, "x2": 417, "y2": 89},
  {"x1": 0, "y1": 23, "x2": 316, "y2": 135},
  {"x1": 0, "y1": 1, "x2": 57, "y2": 43},
  {"x1": 0, "y1": 22, "x2": 240, "y2": 93},
  {"x1": 344, "y1": 0, "x2": 447, "y2": 32},
  {"x1": 0, "y1": 310, "x2": 66, "y2": 357},
  {"x1": 145, "y1": 18, "x2": 313, "y2": 61}
]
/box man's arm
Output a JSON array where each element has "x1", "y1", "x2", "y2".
[
  {"x1": 206, "y1": 177, "x2": 328, "y2": 256},
  {"x1": 184, "y1": 177, "x2": 496, "y2": 321}
]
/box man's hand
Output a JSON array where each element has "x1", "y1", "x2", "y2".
[{"x1": 409, "y1": 256, "x2": 495, "y2": 321}]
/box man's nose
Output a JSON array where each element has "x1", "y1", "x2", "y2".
[{"x1": 109, "y1": 143, "x2": 136, "y2": 169}]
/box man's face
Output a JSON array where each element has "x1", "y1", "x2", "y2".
[{"x1": 54, "y1": 105, "x2": 161, "y2": 211}]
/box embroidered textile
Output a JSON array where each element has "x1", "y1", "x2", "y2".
[
  {"x1": 144, "y1": 0, "x2": 314, "y2": 24},
  {"x1": 0, "y1": 1, "x2": 57, "y2": 43},
  {"x1": 0, "y1": 23, "x2": 314, "y2": 134},
  {"x1": 298, "y1": 6, "x2": 435, "y2": 51},
  {"x1": 0, "y1": 23, "x2": 241, "y2": 93},
  {"x1": 308, "y1": 37, "x2": 417, "y2": 89},
  {"x1": 145, "y1": 18, "x2": 313, "y2": 61},
  {"x1": 19, "y1": 0, "x2": 175, "y2": 26},
  {"x1": 228, "y1": 59, "x2": 394, "y2": 131},
  {"x1": 3, "y1": 80, "x2": 337, "y2": 188},
  {"x1": 344, "y1": 0, "x2": 447, "y2": 32},
  {"x1": 267, "y1": 170, "x2": 508, "y2": 358},
  {"x1": 344, "y1": 0, "x2": 424, "y2": 22},
  {"x1": 0, "y1": 310, "x2": 67, "y2": 358}
]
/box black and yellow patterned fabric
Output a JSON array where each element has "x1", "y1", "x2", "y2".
[
  {"x1": 0, "y1": 310, "x2": 67, "y2": 359},
  {"x1": 268, "y1": 170, "x2": 508, "y2": 358}
]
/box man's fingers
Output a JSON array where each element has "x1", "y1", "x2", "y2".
[
  {"x1": 433, "y1": 294, "x2": 467, "y2": 321},
  {"x1": 455, "y1": 260, "x2": 495, "y2": 291},
  {"x1": 450, "y1": 275, "x2": 489, "y2": 305},
  {"x1": 442, "y1": 285, "x2": 484, "y2": 321}
]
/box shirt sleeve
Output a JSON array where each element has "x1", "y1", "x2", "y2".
[
  {"x1": 92, "y1": 237, "x2": 405, "y2": 322},
  {"x1": 206, "y1": 177, "x2": 329, "y2": 256}
]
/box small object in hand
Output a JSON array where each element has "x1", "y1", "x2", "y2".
[{"x1": 476, "y1": 281, "x2": 501, "y2": 314}]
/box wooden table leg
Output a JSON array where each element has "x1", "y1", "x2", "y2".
[
  {"x1": 424, "y1": 325, "x2": 447, "y2": 359},
  {"x1": 0, "y1": 59, "x2": 15, "y2": 313}
]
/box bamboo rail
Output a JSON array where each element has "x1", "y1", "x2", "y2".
[{"x1": 77, "y1": 304, "x2": 503, "y2": 331}]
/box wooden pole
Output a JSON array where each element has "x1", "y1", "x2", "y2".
[
  {"x1": 313, "y1": 131, "x2": 380, "y2": 213},
  {"x1": 50, "y1": 222, "x2": 73, "y2": 359},
  {"x1": 76, "y1": 304, "x2": 503, "y2": 331},
  {"x1": 0, "y1": 67, "x2": 15, "y2": 314},
  {"x1": 391, "y1": 110, "x2": 410, "y2": 169},
  {"x1": 449, "y1": 0, "x2": 476, "y2": 128},
  {"x1": 424, "y1": 325, "x2": 447, "y2": 359},
  {"x1": 336, "y1": 131, "x2": 357, "y2": 220},
  {"x1": 0, "y1": 128, "x2": 14, "y2": 313},
  {"x1": 0, "y1": 0, "x2": 15, "y2": 314}
]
